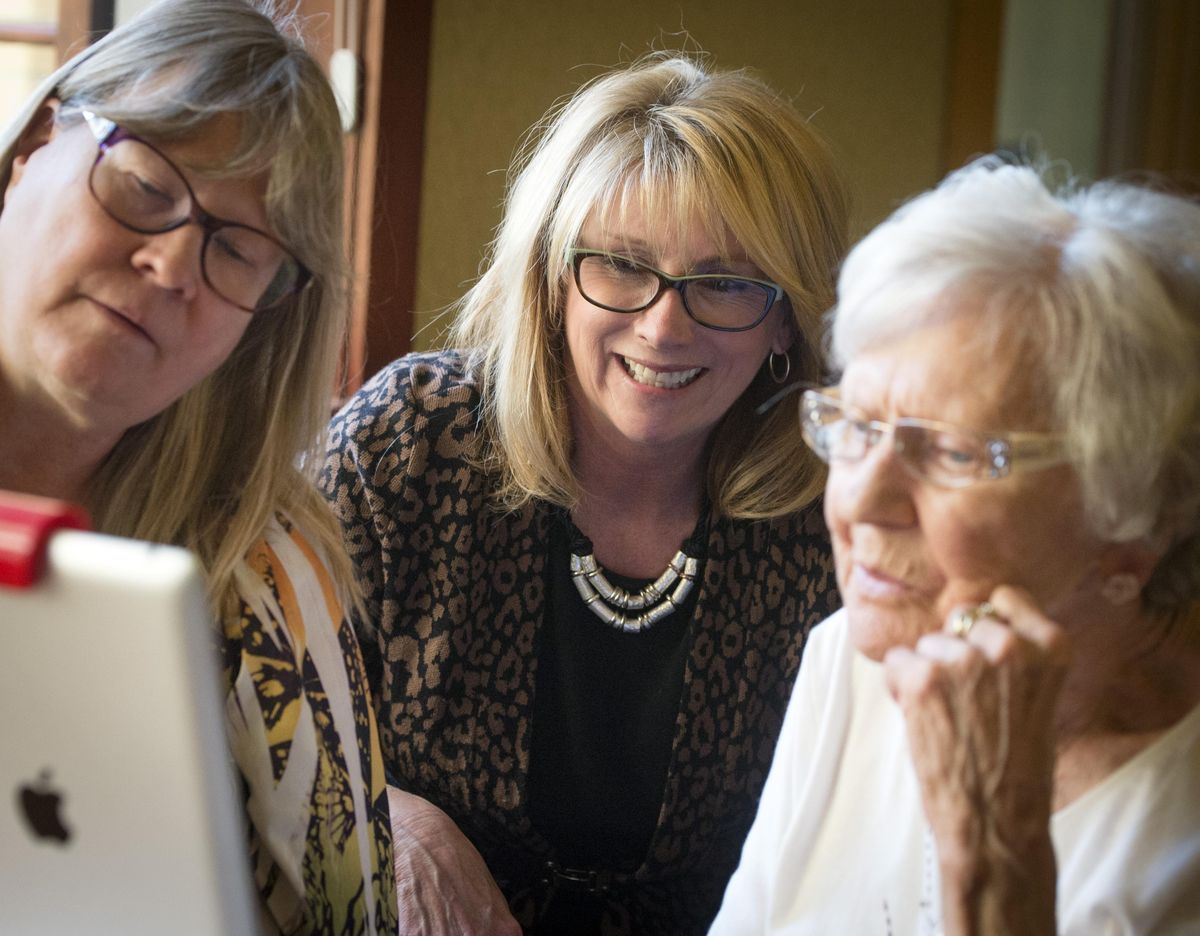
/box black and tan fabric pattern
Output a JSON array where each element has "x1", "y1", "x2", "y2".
[{"x1": 321, "y1": 350, "x2": 840, "y2": 935}]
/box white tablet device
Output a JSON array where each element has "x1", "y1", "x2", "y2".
[{"x1": 0, "y1": 494, "x2": 258, "y2": 936}]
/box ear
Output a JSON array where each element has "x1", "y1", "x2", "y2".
[
  {"x1": 6, "y1": 98, "x2": 62, "y2": 192},
  {"x1": 771, "y1": 304, "x2": 797, "y2": 356},
  {"x1": 1096, "y1": 536, "x2": 1165, "y2": 605}
]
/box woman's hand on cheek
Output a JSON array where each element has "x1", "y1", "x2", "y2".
[{"x1": 882, "y1": 585, "x2": 1071, "y2": 936}]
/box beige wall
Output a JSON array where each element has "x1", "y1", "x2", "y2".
[
  {"x1": 115, "y1": 0, "x2": 154, "y2": 23},
  {"x1": 412, "y1": 0, "x2": 955, "y2": 347},
  {"x1": 996, "y1": 0, "x2": 1112, "y2": 179}
]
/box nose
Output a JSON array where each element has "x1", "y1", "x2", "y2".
[
  {"x1": 634, "y1": 284, "x2": 696, "y2": 346},
  {"x1": 130, "y1": 223, "x2": 202, "y2": 301},
  {"x1": 828, "y1": 438, "x2": 918, "y2": 529}
]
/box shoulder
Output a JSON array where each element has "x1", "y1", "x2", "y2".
[
  {"x1": 324, "y1": 350, "x2": 484, "y2": 500},
  {"x1": 223, "y1": 514, "x2": 398, "y2": 935},
  {"x1": 712, "y1": 501, "x2": 841, "y2": 622},
  {"x1": 332, "y1": 349, "x2": 480, "y2": 434},
  {"x1": 716, "y1": 498, "x2": 832, "y2": 550},
  {"x1": 770, "y1": 497, "x2": 834, "y2": 544},
  {"x1": 234, "y1": 513, "x2": 343, "y2": 637},
  {"x1": 327, "y1": 350, "x2": 483, "y2": 479},
  {"x1": 222, "y1": 513, "x2": 349, "y2": 714}
]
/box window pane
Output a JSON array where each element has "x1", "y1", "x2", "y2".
[
  {"x1": 1, "y1": 0, "x2": 58, "y2": 23},
  {"x1": 0, "y1": 0, "x2": 59, "y2": 125},
  {"x1": 0, "y1": 41, "x2": 56, "y2": 126}
]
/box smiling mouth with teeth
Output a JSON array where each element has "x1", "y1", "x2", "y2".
[{"x1": 622, "y1": 356, "x2": 704, "y2": 389}]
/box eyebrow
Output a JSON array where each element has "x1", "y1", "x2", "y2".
[{"x1": 582, "y1": 238, "x2": 761, "y2": 276}]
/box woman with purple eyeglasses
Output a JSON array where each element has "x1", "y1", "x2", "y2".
[
  {"x1": 711, "y1": 162, "x2": 1200, "y2": 934},
  {"x1": 0, "y1": 2, "x2": 396, "y2": 933}
]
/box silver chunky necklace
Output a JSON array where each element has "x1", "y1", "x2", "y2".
[{"x1": 566, "y1": 509, "x2": 706, "y2": 633}]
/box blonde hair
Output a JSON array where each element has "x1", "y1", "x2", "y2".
[
  {"x1": 451, "y1": 55, "x2": 849, "y2": 519},
  {"x1": 832, "y1": 161, "x2": 1200, "y2": 614},
  {"x1": 0, "y1": 0, "x2": 355, "y2": 616}
]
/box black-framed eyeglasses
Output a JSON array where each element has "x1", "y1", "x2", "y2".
[
  {"x1": 567, "y1": 247, "x2": 784, "y2": 333},
  {"x1": 83, "y1": 110, "x2": 310, "y2": 313},
  {"x1": 799, "y1": 387, "x2": 1068, "y2": 488}
]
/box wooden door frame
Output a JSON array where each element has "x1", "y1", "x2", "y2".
[
  {"x1": 0, "y1": 1, "x2": 110, "y2": 60},
  {"x1": 299, "y1": 0, "x2": 433, "y2": 397},
  {"x1": 941, "y1": 0, "x2": 1005, "y2": 173}
]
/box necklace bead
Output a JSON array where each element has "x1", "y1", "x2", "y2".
[
  {"x1": 562, "y1": 505, "x2": 708, "y2": 633},
  {"x1": 569, "y1": 550, "x2": 700, "y2": 632}
]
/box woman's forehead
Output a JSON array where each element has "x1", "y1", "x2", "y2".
[
  {"x1": 841, "y1": 311, "x2": 1046, "y2": 429},
  {"x1": 582, "y1": 186, "x2": 745, "y2": 262}
]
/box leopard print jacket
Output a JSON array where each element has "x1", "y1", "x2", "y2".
[{"x1": 321, "y1": 350, "x2": 841, "y2": 935}]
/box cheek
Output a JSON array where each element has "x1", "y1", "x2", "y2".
[
  {"x1": 182, "y1": 312, "x2": 253, "y2": 385},
  {"x1": 712, "y1": 333, "x2": 770, "y2": 404},
  {"x1": 824, "y1": 487, "x2": 850, "y2": 557},
  {"x1": 920, "y1": 489, "x2": 1092, "y2": 615},
  {"x1": 563, "y1": 293, "x2": 593, "y2": 350},
  {"x1": 921, "y1": 514, "x2": 1007, "y2": 613},
  {"x1": 563, "y1": 299, "x2": 625, "y2": 375},
  {"x1": 824, "y1": 470, "x2": 863, "y2": 551}
]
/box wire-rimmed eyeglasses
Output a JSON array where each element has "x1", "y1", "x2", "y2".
[
  {"x1": 567, "y1": 247, "x2": 784, "y2": 333},
  {"x1": 799, "y1": 387, "x2": 1068, "y2": 488},
  {"x1": 83, "y1": 110, "x2": 309, "y2": 313}
]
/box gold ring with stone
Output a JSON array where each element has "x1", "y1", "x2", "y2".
[{"x1": 949, "y1": 601, "x2": 995, "y2": 638}]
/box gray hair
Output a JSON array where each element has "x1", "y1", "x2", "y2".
[{"x1": 831, "y1": 161, "x2": 1200, "y2": 613}]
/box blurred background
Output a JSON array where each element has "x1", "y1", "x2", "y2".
[{"x1": 3, "y1": 0, "x2": 1196, "y2": 393}]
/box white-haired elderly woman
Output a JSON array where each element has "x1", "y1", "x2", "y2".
[
  {"x1": 322, "y1": 55, "x2": 848, "y2": 934},
  {"x1": 0, "y1": 2, "x2": 396, "y2": 932},
  {"x1": 711, "y1": 161, "x2": 1200, "y2": 934}
]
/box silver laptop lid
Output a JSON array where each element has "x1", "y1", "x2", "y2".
[{"x1": 0, "y1": 495, "x2": 258, "y2": 935}]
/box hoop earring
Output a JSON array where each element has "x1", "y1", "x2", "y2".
[{"x1": 768, "y1": 351, "x2": 791, "y2": 385}]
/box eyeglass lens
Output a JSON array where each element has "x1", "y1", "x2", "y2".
[
  {"x1": 90, "y1": 137, "x2": 301, "y2": 311},
  {"x1": 800, "y1": 392, "x2": 997, "y2": 486},
  {"x1": 575, "y1": 252, "x2": 774, "y2": 331}
]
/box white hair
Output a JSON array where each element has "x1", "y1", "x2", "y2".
[{"x1": 831, "y1": 161, "x2": 1200, "y2": 612}]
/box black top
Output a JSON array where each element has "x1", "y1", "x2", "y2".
[
  {"x1": 526, "y1": 510, "x2": 705, "y2": 932},
  {"x1": 321, "y1": 351, "x2": 842, "y2": 935}
]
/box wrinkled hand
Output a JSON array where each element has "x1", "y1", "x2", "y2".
[
  {"x1": 883, "y1": 586, "x2": 1071, "y2": 936},
  {"x1": 388, "y1": 786, "x2": 522, "y2": 936}
]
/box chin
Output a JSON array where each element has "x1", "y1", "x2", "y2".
[{"x1": 846, "y1": 601, "x2": 935, "y2": 662}]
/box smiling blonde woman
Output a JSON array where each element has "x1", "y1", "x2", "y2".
[{"x1": 324, "y1": 54, "x2": 848, "y2": 935}]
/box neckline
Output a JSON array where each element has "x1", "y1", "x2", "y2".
[
  {"x1": 559, "y1": 502, "x2": 711, "y2": 562},
  {"x1": 1054, "y1": 696, "x2": 1200, "y2": 821}
]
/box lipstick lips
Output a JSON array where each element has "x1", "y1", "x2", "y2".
[{"x1": 849, "y1": 561, "x2": 921, "y2": 600}]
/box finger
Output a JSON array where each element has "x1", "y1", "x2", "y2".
[
  {"x1": 882, "y1": 644, "x2": 918, "y2": 703},
  {"x1": 944, "y1": 599, "x2": 1006, "y2": 639},
  {"x1": 960, "y1": 617, "x2": 1023, "y2": 665},
  {"x1": 988, "y1": 585, "x2": 1071, "y2": 663},
  {"x1": 914, "y1": 630, "x2": 976, "y2": 662},
  {"x1": 882, "y1": 644, "x2": 947, "y2": 707}
]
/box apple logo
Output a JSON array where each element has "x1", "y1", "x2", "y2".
[{"x1": 16, "y1": 769, "x2": 72, "y2": 846}]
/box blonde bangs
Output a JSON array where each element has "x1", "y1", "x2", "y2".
[{"x1": 454, "y1": 55, "x2": 849, "y2": 519}]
